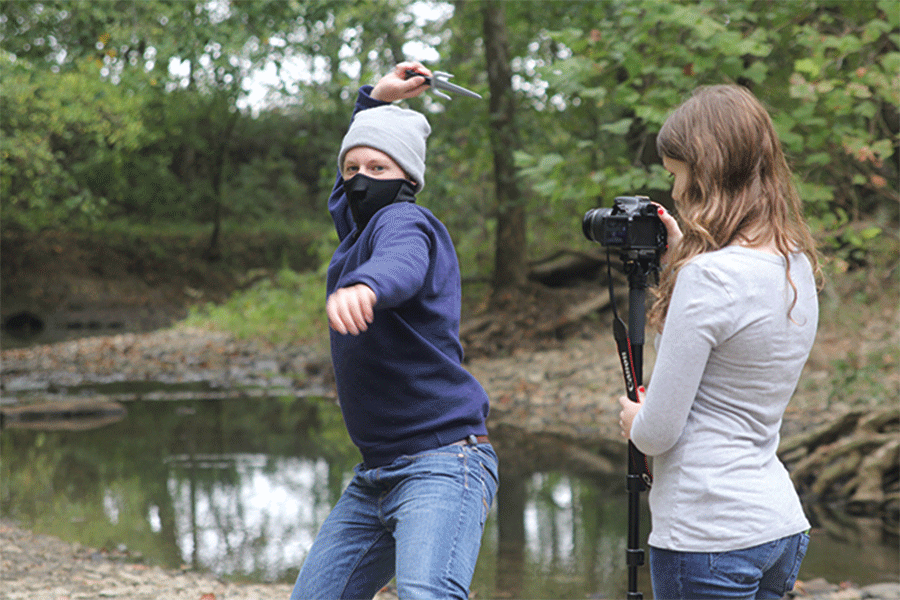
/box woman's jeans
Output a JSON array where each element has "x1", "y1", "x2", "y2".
[
  {"x1": 290, "y1": 441, "x2": 499, "y2": 600},
  {"x1": 650, "y1": 531, "x2": 809, "y2": 600}
]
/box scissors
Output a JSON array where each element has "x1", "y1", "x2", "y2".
[{"x1": 405, "y1": 69, "x2": 482, "y2": 100}]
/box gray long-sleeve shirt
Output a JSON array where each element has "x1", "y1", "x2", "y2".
[{"x1": 633, "y1": 246, "x2": 816, "y2": 552}]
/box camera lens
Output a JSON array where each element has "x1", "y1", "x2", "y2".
[{"x1": 583, "y1": 208, "x2": 610, "y2": 243}]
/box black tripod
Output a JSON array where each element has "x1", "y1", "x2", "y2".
[{"x1": 607, "y1": 248, "x2": 656, "y2": 600}]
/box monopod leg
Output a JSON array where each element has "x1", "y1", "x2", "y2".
[
  {"x1": 627, "y1": 285, "x2": 647, "y2": 599},
  {"x1": 627, "y1": 452, "x2": 645, "y2": 599},
  {"x1": 610, "y1": 257, "x2": 655, "y2": 599}
]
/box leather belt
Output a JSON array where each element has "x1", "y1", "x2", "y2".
[{"x1": 452, "y1": 435, "x2": 489, "y2": 446}]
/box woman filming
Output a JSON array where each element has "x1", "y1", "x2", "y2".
[{"x1": 617, "y1": 84, "x2": 821, "y2": 599}]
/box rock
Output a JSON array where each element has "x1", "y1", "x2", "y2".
[{"x1": 862, "y1": 583, "x2": 900, "y2": 599}]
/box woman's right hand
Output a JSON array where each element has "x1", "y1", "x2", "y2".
[{"x1": 655, "y1": 204, "x2": 682, "y2": 263}]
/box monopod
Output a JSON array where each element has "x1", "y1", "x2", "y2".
[
  {"x1": 607, "y1": 248, "x2": 655, "y2": 600},
  {"x1": 583, "y1": 195, "x2": 666, "y2": 598}
]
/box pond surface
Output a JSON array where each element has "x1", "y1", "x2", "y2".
[{"x1": 1, "y1": 395, "x2": 897, "y2": 599}]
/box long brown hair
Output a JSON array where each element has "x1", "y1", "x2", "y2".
[{"x1": 648, "y1": 85, "x2": 820, "y2": 330}]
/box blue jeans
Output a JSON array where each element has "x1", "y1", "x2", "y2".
[
  {"x1": 650, "y1": 532, "x2": 809, "y2": 600},
  {"x1": 290, "y1": 441, "x2": 499, "y2": 600}
]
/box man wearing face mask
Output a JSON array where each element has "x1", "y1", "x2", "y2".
[{"x1": 289, "y1": 62, "x2": 497, "y2": 600}]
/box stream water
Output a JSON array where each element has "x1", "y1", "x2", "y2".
[{"x1": 1, "y1": 394, "x2": 897, "y2": 599}]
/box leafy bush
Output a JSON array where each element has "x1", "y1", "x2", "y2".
[
  {"x1": 0, "y1": 57, "x2": 149, "y2": 230},
  {"x1": 515, "y1": 0, "x2": 898, "y2": 264},
  {"x1": 183, "y1": 268, "x2": 329, "y2": 350}
]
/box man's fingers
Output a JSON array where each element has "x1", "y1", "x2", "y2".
[
  {"x1": 326, "y1": 294, "x2": 349, "y2": 335},
  {"x1": 345, "y1": 293, "x2": 368, "y2": 334},
  {"x1": 327, "y1": 285, "x2": 376, "y2": 336}
]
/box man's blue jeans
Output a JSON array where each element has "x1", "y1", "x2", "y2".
[
  {"x1": 650, "y1": 531, "x2": 809, "y2": 600},
  {"x1": 290, "y1": 441, "x2": 499, "y2": 600}
]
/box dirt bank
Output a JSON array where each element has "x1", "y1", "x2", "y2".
[{"x1": 4, "y1": 515, "x2": 897, "y2": 600}]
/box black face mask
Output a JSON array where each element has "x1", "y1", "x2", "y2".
[{"x1": 344, "y1": 174, "x2": 416, "y2": 234}]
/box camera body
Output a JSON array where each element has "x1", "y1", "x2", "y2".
[{"x1": 583, "y1": 196, "x2": 667, "y2": 259}]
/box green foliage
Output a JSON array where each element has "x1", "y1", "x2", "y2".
[
  {"x1": 827, "y1": 344, "x2": 900, "y2": 409},
  {"x1": 515, "y1": 0, "x2": 898, "y2": 263},
  {"x1": 226, "y1": 154, "x2": 307, "y2": 219},
  {"x1": 1, "y1": 0, "x2": 895, "y2": 285},
  {"x1": 776, "y1": 1, "x2": 898, "y2": 231},
  {"x1": 0, "y1": 0, "x2": 349, "y2": 235},
  {"x1": 183, "y1": 267, "x2": 329, "y2": 350},
  {"x1": 0, "y1": 56, "x2": 149, "y2": 230}
]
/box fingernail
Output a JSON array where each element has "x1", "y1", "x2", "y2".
[
  {"x1": 657, "y1": 208, "x2": 665, "y2": 215},
  {"x1": 639, "y1": 386, "x2": 646, "y2": 393}
]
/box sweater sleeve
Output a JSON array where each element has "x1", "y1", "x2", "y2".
[
  {"x1": 631, "y1": 261, "x2": 736, "y2": 456},
  {"x1": 337, "y1": 204, "x2": 432, "y2": 308},
  {"x1": 328, "y1": 85, "x2": 390, "y2": 241}
]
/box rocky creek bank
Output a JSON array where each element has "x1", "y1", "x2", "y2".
[{"x1": 2, "y1": 515, "x2": 898, "y2": 600}]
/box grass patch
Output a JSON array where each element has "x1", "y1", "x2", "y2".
[{"x1": 183, "y1": 267, "x2": 329, "y2": 351}]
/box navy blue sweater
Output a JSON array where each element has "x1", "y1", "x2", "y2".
[{"x1": 327, "y1": 86, "x2": 490, "y2": 468}]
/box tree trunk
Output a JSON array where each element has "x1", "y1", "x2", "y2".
[
  {"x1": 481, "y1": 1, "x2": 527, "y2": 294},
  {"x1": 205, "y1": 107, "x2": 240, "y2": 261}
]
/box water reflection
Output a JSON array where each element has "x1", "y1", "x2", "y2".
[
  {"x1": 1, "y1": 396, "x2": 896, "y2": 599},
  {"x1": 166, "y1": 454, "x2": 341, "y2": 581},
  {"x1": 489, "y1": 468, "x2": 644, "y2": 599}
]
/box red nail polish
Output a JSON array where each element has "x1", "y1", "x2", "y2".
[
  {"x1": 657, "y1": 208, "x2": 665, "y2": 215},
  {"x1": 639, "y1": 386, "x2": 646, "y2": 393}
]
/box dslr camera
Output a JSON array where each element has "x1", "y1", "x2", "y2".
[{"x1": 583, "y1": 196, "x2": 667, "y2": 262}]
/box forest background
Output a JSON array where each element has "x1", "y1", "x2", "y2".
[{"x1": 1, "y1": 0, "x2": 897, "y2": 353}]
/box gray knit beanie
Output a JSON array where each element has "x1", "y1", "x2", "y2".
[{"x1": 338, "y1": 105, "x2": 431, "y2": 193}]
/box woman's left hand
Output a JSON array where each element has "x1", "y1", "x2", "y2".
[{"x1": 618, "y1": 386, "x2": 645, "y2": 439}]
